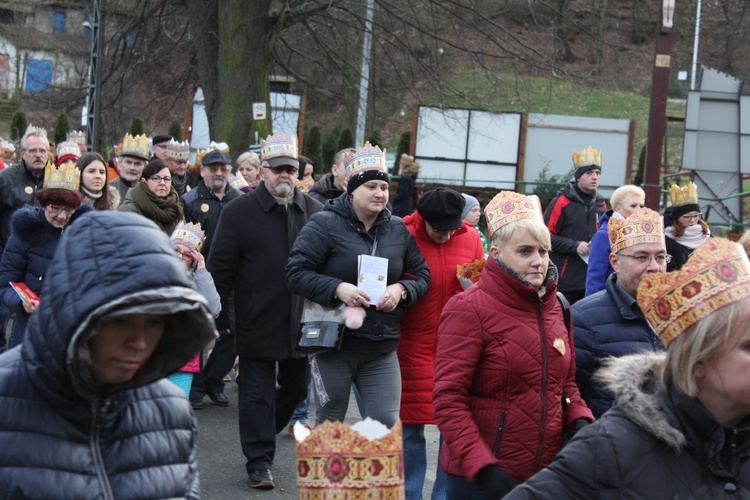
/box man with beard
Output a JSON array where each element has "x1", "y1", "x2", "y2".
[
  {"x1": 111, "y1": 133, "x2": 150, "y2": 202},
  {"x1": 208, "y1": 133, "x2": 322, "y2": 490},
  {"x1": 167, "y1": 139, "x2": 200, "y2": 197},
  {"x1": 181, "y1": 149, "x2": 240, "y2": 410},
  {"x1": 0, "y1": 125, "x2": 48, "y2": 253}
]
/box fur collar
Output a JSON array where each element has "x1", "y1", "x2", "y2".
[{"x1": 10, "y1": 207, "x2": 61, "y2": 247}]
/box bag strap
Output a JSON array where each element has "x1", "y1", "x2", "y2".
[{"x1": 556, "y1": 291, "x2": 572, "y2": 335}]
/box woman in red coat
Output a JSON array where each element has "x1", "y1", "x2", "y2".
[
  {"x1": 433, "y1": 191, "x2": 593, "y2": 499},
  {"x1": 397, "y1": 188, "x2": 484, "y2": 500}
]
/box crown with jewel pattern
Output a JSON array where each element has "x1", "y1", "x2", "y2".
[
  {"x1": 572, "y1": 146, "x2": 602, "y2": 169},
  {"x1": 608, "y1": 208, "x2": 664, "y2": 254},
  {"x1": 669, "y1": 182, "x2": 698, "y2": 208},
  {"x1": 121, "y1": 133, "x2": 150, "y2": 160},
  {"x1": 170, "y1": 221, "x2": 206, "y2": 253},
  {"x1": 345, "y1": 142, "x2": 387, "y2": 179},
  {"x1": 43, "y1": 160, "x2": 80, "y2": 191},
  {"x1": 637, "y1": 238, "x2": 750, "y2": 347},
  {"x1": 166, "y1": 139, "x2": 190, "y2": 160},
  {"x1": 260, "y1": 133, "x2": 298, "y2": 166},
  {"x1": 67, "y1": 130, "x2": 86, "y2": 146},
  {"x1": 485, "y1": 191, "x2": 544, "y2": 237},
  {"x1": 56, "y1": 141, "x2": 81, "y2": 160}
]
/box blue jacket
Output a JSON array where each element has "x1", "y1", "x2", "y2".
[
  {"x1": 584, "y1": 209, "x2": 613, "y2": 297},
  {"x1": 573, "y1": 273, "x2": 664, "y2": 418},
  {"x1": 0, "y1": 211, "x2": 217, "y2": 498}
]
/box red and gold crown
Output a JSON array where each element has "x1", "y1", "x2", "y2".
[
  {"x1": 55, "y1": 141, "x2": 81, "y2": 160},
  {"x1": 345, "y1": 142, "x2": 387, "y2": 179},
  {"x1": 572, "y1": 146, "x2": 602, "y2": 169},
  {"x1": 43, "y1": 160, "x2": 80, "y2": 191},
  {"x1": 260, "y1": 133, "x2": 298, "y2": 163},
  {"x1": 637, "y1": 238, "x2": 750, "y2": 347},
  {"x1": 170, "y1": 221, "x2": 205, "y2": 253},
  {"x1": 296, "y1": 420, "x2": 404, "y2": 498},
  {"x1": 485, "y1": 191, "x2": 543, "y2": 237},
  {"x1": 669, "y1": 182, "x2": 698, "y2": 208},
  {"x1": 608, "y1": 208, "x2": 664, "y2": 254},
  {"x1": 166, "y1": 139, "x2": 190, "y2": 160},
  {"x1": 121, "y1": 133, "x2": 150, "y2": 160},
  {"x1": 67, "y1": 130, "x2": 86, "y2": 146}
]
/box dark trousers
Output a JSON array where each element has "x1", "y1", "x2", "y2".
[
  {"x1": 238, "y1": 356, "x2": 310, "y2": 473},
  {"x1": 190, "y1": 333, "x2": 236, "y2": 402}
]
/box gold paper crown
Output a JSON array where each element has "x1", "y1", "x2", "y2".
[
  {"x1": 56, "y1": 141, "x2": 81, "y2": 159},
  {"x1": 170, "y1": 221, "x2": 205, "y2": 253},
  {"x1": 669, "y1": 182, "x2": 698, "y2": 208},
  {"x1": 572, "y1": 146, "x2": 602, "y2": 169},
  {"x1": 608, "y1": 208, "x2": 664, "y2": 254},
  {"x1": 260, "y1": 133, "x2": 298, "y2": 162},
  {"x1": 637, "y1": 238, "x2": 750, "y2": 347},
  {"x1": 485, "y1": 191, "x2": 544, "y2": 237},
  {"x1": 345, "y1": 142, "x2": 388, "y2": 178},
  {"x1": 194, "y1": 149, "x2": 209, "y2": 165},
  {"x1": 296, "y1": 420, "x2": 404, "y2": 498},
  {"x1": 43, "y1": 160, "x2": 80, "y2": 191},
  {"x1": 67, "y1": 130, "x2": 86, "y2": 145},
  {"x1": 209, "y1": 141, "x2": 229, "y2": 153},
  {"x1": 230, "y1": 174, "x2": 249, "y2": 190},
  {"x1": 120, "y1": 133, "x2": 150, "y2": 160},
  {"x1": 166, "y1": 139, "x2": 190, "y2": 160}
]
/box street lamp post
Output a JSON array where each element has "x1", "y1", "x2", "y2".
[{"x1": 85, "y1": 0, "x2": 104, "y2": 151}]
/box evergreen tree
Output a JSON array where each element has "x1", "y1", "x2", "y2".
[
  {"x1": 633, "y1": 145, "x2": 646, "y2": 186},
  {"x1": 52, "y1": 113, "x2": 70, "y2": 145},
  {"x1": 322, "y1": 125, "x2": 342, "y2": 168},
  {"x1": 96, "y1": 116, "x2": 108, "y2": 156},
  {"x1": 168, "y1": 120, "x2": 183, "y2": 141},
  {"x1": 9, "y1": 111, "x2": 27, "y2": 141},
  {"x1": 337, "y1": 127, "x2": 354, "y2": 151},
  {"x1": 393, "y1": 131, "x2": 411, "y2": 176},
  {"x1": 129, "y1": 117, "x2": 144, "y2": 136},
  {"x1": 305, "y1": 126, "x2": 324, "y2": 174},
  {"x1": 367, "y1": 129, "x2": 382, "y2": 148}
]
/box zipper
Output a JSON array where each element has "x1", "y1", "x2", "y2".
[
  {"x1": 90, "y1": 398, "x2": 115, "y2": 500},
  {"x1": 493, "y1": 410, "x2": 508, "y2": 457},
  {"x1": 534, "y1": 300, "x2": 548, "y2": 472}
]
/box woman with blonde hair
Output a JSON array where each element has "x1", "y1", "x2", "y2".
[{"x1": 236, "y1": 151, "x2": 261, "y2": 191}]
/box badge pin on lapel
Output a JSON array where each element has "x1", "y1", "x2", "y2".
[{"x1": 553, "y1": 338, "x2": 566, "y2": 355}]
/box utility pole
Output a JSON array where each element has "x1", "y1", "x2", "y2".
[
  {"x1": 355, "y1": 0, "x2": 374, "y2": 149},
  {"x1": 85, "y1": 0, "x2": 104, "y2": 151},
  {"x1": 643, "y1": 0, "x2": 675, "y2": 211}
]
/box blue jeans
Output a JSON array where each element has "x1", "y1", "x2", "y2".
[
  {"x1": 432, "y1": 438, "x2": 447, "y2": 500},
  {"x1": 289, "y1": 383, "x2": 312, "y2": 425},
  {"x1": 403, "y1": 424, "x2": 426, "y2": 500},
  {"x1": 445, "y1": 472, "x2": 488, "y2": 500}
]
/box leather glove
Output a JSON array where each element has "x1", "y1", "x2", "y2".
[
  {"x1": 477, "y1": 465, "x2": 519, "y2": 499},
  {"x1": 571, "y1": 418, "x2": 590, "y2": 435}
]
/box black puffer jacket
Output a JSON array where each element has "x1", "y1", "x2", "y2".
[
  {"x1": 308, "y1": 173, "x2": 344, "y2": 204},
  {"x1": 507, "y1": 352, "x2": 750, "y2": 498},
  {"x1": 0, "y1": 161, "x2": 44, "y2": 253},
  {"x1": 0, "y1": 211, "x2": 217, "y2": 498},
  {"x1": 285, "y1": 195, "x2": 429, "y2": 346}
]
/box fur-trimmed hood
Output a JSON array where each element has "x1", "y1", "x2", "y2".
[{"x1": 399, "y1": 154, "x2": 421, "y2": 178}]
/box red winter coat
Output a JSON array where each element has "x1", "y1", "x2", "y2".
[
  {"x1": 433, "y1": 256, "x2": 592, "y2": 483},
  {"x1": 397, "y1": 213, "x2": 484, "y2": 424}
]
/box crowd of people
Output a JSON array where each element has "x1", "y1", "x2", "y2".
[{"x1": 0, "y1": 125, "x2": 749, "y2": 498}]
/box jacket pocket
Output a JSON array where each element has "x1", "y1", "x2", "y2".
[{"x1": 493, "y1": 410, "x2": 508, "y2": 457}]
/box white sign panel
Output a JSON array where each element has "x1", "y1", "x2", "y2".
[{"x1": 253, "y1": 102, "x2": 267, "y2": 120}]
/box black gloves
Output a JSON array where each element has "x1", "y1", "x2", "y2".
[
  {"x1": 477, "y1": 465, "x2": 520, "y2": 499},
  {"x1": 571, "y1": 418, "x2": 590, "y2": 435}
]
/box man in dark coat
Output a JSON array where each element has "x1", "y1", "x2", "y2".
[
  {"x1": 111, "y1": 133, "x2": 150, "y2": 202},
  {"x1": 307, "y1": 147, "x2": 353, "y2": 204},
  {"x1": 573, "y1": 207, "x2": 666, "y2": 418},
  {"x1": 181, "y1": 149, "x2": 240, "y2": 409},
  {"x1": 0, "y1": 211, "x2": 217, "y2": 497},
  {"x1": 208, "y1": 133, "x2": 323, "y2": 490}
]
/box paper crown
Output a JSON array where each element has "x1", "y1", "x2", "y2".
[
  {"x1": 121, "y1": 133, "x2": 150, "y2": 160},
  {"x1": 170, "y1": 221, "x2": 205, "y2": 253},
  {"x1": 572, "y1": 146, "x2": 602, "y2": 169},
  {"x1": 67, "y1": 130, "x2": 86, "y2": 145},
  {"x1": 43, "y1": 160, "x2": 80, "y2": 191},
  {"x1": 229, "y1": 173, "x2": 248, "y2": 190},
  {"x1": 637, "y1": 238, "x2": 750, "y2": 347},
  {"x1": 296, "y1": 420, "x2": 404, "y2": 498},
  {"x1": 166, "y1": 139, "x2": 190, "y2": 160},
  {"x1": 608, "y1": 208, "x2": 664, "y2": 254},
  {"x1": 485, "y1": 191, "x2": 544, "y2": 237},
  {"x1": 669, "y1": 182, "x2": 698, "y2": 208},
  {"x1": 210, "y1": 141, "x2": 229, "y2": 153},
  {"x1": 56, "y1": 141, "x2": 81, "y2": 160},
  {"x1": 260, "y1": 133, "x2": 298, "y2": 164},
  {"x1": 345, "y1": 142, "x2": 388, "y2": 178}
]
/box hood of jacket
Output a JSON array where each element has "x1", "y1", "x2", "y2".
[{"x1": 21, "y1": 211, "x2": 217, "y2": 405}]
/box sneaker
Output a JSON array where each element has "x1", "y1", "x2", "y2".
[
  {"x1": 248, "y1": 468, "x2": 274, "y2": 489},
  {"x1": 288, "y1": 422, "x2": 311, "y2": 435}
]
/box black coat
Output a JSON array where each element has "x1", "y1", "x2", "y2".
[
  {"x1": 0, "y1": 211, "x2": 217, "y2": 498},
  {"x1": 308, "y1": 173, "x2": 344, "y2": 204},
  {"x1": 0, "y1": 161, "x2": 44, "y2": 253},
  {"x1": 285, "y1": 195, "x2": 430, "y2": 345},
  {"x1": 208, "y1": 182, "x2": 323, "y2": 361},
  {"x1": 181, "y1": 181, "x2": 240, "y2": 258}
]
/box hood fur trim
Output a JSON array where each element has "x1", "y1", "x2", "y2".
[
  {"x1": 595, "y1": 352, "x2": 687, "y2": 450},
  {"x1": 399, "y1": 154, "x2": 421, "y2": 177}
]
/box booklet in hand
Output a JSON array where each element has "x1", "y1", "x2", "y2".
[{"x1": 10, "y1": 282, "x2": 39, "y2": 307}]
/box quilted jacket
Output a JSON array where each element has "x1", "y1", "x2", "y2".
[
  {"x1": 0, "y1": 211, "x2": 217, "y2": 498},
  {"x1": 433, "y1": 256, "x2": 592, "y2": 483},
  {"x1": 397, "y1": 211, "x2": 483, "y2": 424}
]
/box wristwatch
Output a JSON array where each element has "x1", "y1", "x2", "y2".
[{"x1": 397, "y1": 282, "x2": 407, "y2": 301}]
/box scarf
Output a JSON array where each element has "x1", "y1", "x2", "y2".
[
  {"x1": 172, "y1": 173, "x2": 189, "y2": 194},
  {"x1": 665, "y1": 223, "x2": 710, "y2": 250},
  {"x1": 130, "y1": 181, "x2": 183, "y2": 233},
  {"x1": 82, "y1": 186, "x2": 103, "y2": 199}
]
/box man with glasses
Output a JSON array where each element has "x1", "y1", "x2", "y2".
[
  {"x1": 180, "y1": 149, "x2": 240, "y2": 410},
  {"x1": 151, "y1": 134, "x2": 173, "y2": 162},
  {"x1": 208, "y1": 133, "x2": 322, "y2": 490},
  {"x1": 572, "y1": 208, "x2": 667, "y2": 418},
  {"x1": 111, "y1": 133, "x2": 150, "y2": 202},
  {"x1": 0, "y1": 125, "x2": 48, "y2": 254}
]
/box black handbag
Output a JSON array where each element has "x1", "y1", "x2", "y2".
[{"x1": 296, "y1": 300, "x2": 346, "y2": 354}]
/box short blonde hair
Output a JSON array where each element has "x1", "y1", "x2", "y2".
[
  {"x1": 663, "y1": 296, "x2": 750, "y2": 396},
  {"x1": 490, "y1": 217, "x2": 551, "y2": 252},
  {"x1": 610, "y1": 185, "x2": 645, "y2": 212},
  {"x1": 236, "y1": 151, "x2": 261, "y2": 168}
]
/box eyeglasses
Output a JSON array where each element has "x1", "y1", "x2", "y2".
[
  {"x1": 267, "y1": 165, "x2": 298, "y2": 175},
  {"x1": 25, "y1": 148, "x2": 48, "y2": 155},
  {"x1": 153, "y1": 144, "x2": 168, "y2": 150},
  {"x1": 149, "y1": 175, "x2": 172, "y2": 184},
  {"x1": 46, "y1": 205, "x2": 76, "y2": 215},
  {"x1": 205, "y1": 165, "x2": 231, "y2": 173},
  {"x1": 174, "y1": 248, "x2": 193, "y2": 261},
  {"x1": 617, "y1": 253, "x2": 672, "y2": 265},
  {"x1": 681, "y1": 213, "x2": 703, "y2": 221}
]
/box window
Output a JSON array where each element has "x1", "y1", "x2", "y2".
[
  {"x1": 53, "y1": 11, "x2": 66, "y2": 34},
  {"x1": 25, "y1": 59, "x2": 53, "y2": 93}
]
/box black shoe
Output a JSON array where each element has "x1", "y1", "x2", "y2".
[
  {"x1": 206, "y1": 391, "x2": 229, "y2": 407},
  {"x1": 190, "y1": 399, "x2": 204, "y2": 410},
  {"x1": 248, "y1": 468, "x2": 274, "y2": 489}
]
